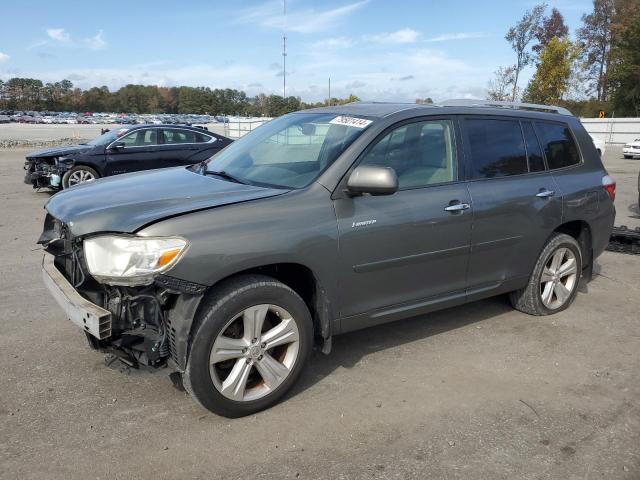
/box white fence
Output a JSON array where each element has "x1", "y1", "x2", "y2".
[
  {"x1": 580, "y1": 118, "x2": 640, "y2": 145},
  {"x1": 223, "y1": 116, "x2": 273, "y2": 139}
]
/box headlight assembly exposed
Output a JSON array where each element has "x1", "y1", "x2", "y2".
[{"x1": 83, "y1": 235, "x2": 187, "y2": 285}]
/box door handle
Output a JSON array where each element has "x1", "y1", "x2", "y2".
[
  {"x1": 536, "y1": 189, "x2": 555, "y2": 198},
  {"x1": 444, "y1": 202, "x2": 470, "y2": 212}
]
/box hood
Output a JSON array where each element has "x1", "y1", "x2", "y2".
[
  {"x1": 26, "y1": 144, "x2": 93, "y2": 159},
  {"x1": 45, "y1": 167, "x2": 289, "y2": 236}
]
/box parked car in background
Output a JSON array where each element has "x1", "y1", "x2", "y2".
[
  {"x1": 24, "y1": 124, "x2": 232, "y2": 189},
  {"x1": 38, "y1": 101, "x2": 615, "y2": 417},
  {"x1": 590, "y1": 134, "x2": 606, "y2": 156},
  {"x1": 0, "y1": 114, "x2": 11, "y2": 123},
  {"x1": 623, "y1": 139, "x2": 640, "y2": 158}
]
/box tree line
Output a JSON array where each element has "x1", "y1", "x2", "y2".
[
  {"x1": 0, "y1": 79, "x2": 360, "y2": 117},
  {"x1": 488, "y1": 0, "x2": 640, "y2": 117}
]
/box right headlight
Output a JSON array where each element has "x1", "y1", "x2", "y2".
[{"x1": 83, "y1": 235, "x2": 188, "y2": 286}]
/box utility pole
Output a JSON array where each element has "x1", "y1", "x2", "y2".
[
  {"x1": 328, "y1": 78, "x2": 331, "y2": 106},
  {"x1": 282, "y1": 0, "x2": 287, "y2": 98}
]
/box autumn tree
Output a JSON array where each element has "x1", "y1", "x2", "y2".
[
  {"x1": 533, "y1": 8, "x2": 569, "y2": 54},
  {"x1": 505, "y1": 2, "x2": 547, "y2": 100},
  {"x1": 524, "y1": 37, "x2": 580, "y2": 104}
]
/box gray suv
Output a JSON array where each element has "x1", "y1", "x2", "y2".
[{"x1": 39, "y1": 101, "x2": 616, "y2": 417}]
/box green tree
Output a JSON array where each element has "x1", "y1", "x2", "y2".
[
  {"x1": 610, "y1": 16, "x2": 640, "y2": 116},
  {"x1": 524, "y1": 37, "x2": 580, "y2": 104},
  {"x1": 577, "y1": 0, "x2": 615, "y2": 101}
]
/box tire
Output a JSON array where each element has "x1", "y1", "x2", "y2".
[
  {"x1": 183, "y1": 274, "x2": 313, "y2": 417},
  {"x1": 624, "y1": 155, "x2": 632, "y2": 159},
  {"x1": 509, "y1": 233, "x2": 582, "y2": 316},
  {"x1": 62, "y1": 165, "x2": 99, "y2": 188}
]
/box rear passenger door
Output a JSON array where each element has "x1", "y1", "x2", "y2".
[{"x1": 461, "y1": 117, "x2": 562, "y2": 292}]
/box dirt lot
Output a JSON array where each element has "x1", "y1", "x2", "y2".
[{"x1": 0, "y1": 145, "x2": 639, "y2": 480}]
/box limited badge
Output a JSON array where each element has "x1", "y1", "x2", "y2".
[{"x1": 329, "y1": 116, "x2": 373, "y2": 129}]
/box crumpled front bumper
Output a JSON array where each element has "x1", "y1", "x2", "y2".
[{"x1": 24, "y1": 161, "x2": 64, "y2": 188}]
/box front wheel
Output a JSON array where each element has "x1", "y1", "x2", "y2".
[
  {"x1": 62, "y1": 165, "x2": 99, "y2": 188},
  {"x1": 183, "y1": 275, "x2": 313, "y2": 417},
  {"x1": 510, "y1": 233, "x2": 582, "y2": 315}
]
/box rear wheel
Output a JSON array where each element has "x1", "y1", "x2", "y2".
[
  {"x1": 62, "y1": 165, "x2": 99, "y2": 188},
  {"x1": 183, "y1": 275, "x2": 313, "y2": 417},
  {"x1": 624, "y1": 155, "x2": 632, "y2": 159},
  {"x1": 510, "y1": 233, "x2": 582, "y2": 315}
]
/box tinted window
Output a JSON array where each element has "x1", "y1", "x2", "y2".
[
  {"x1": 522, "y1": 121, "x2": 545, "y2": 172},
  {"x1": 360, "y1": 119, "x2": 457, "y2": 189},
  {"x1": 119, "y1": 129, "x2": 157, "y2": 147},
  {"x1": 536, "y1": 122, "x2": 580, "y2": 169},
  {"x1": 161, "y1": 129, "x2": 211, "y2": 144},
  {"x1": 466, "y1": 119, "x2": 527, "y2": 178}
]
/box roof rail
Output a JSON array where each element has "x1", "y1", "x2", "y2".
[{"x1": 439, "y1": 99, "x2": 573, "y2": 116}]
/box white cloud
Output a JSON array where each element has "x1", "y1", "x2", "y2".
[
  {"x1": 364, "y1": 28, "x2": 420, "y2": 45},
  {"x1": 239, "y1": 0, "x2": 369, "y2": 34},
  {"x1": 47, "y1": 28, "x2": 71, "y2": 43},
  {"x1": 424, "y1": 32, "x2": 487, "y2": 43},
  {"x1": 0, "y1": 52, "x2": 10, "y2": 64},
  {"x1": 310, "y1": 37, "x2": 356, "y2": 49},
  {"x1": 84, "y1": 30, "x2": 107, "y2": 50}
]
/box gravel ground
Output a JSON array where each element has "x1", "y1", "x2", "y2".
[{"x1": 0, "y1": 144, "x2": 639, "y2": 480}]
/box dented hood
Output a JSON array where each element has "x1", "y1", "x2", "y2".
[{"x1": 45, "y1": 167, "x2": 289, "y2": 236}]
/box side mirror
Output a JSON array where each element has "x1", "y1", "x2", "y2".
[
  {"x1": 109, "y1": 141, "x2": 125, "y2": 151},
  {"x1": 347, "y1": 165, "x2": 398, "y2": 196}
]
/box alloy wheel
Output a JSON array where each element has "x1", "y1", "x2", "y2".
[
  {"x1": 539, "y1": 247, "x2": 578, "y2": 310},
  {"x1": 209, "y1": 304, "x2": 300, "y2": 402},
  {"x1": 68, "y1": 169, "x2": 95, "y2": 186}
]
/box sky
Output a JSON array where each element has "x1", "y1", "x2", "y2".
[{"x1": 0, "y1": 0, "x2": 594, "y2": 103}]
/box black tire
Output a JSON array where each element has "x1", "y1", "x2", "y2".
[
  {"x1": 509, "y1": 233, "x2": 582, "y2": 316},
  {"x1": 183, "y1": 274, "x2": 313, "y2": 417},
  {"x1": 62, "y1": 165, "x2": 99, "y2": 189},
  {"x1": 624, "y1": 155, "x2": 632, "y2": 159}
]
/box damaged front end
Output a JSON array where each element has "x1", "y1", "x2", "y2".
[
  {"x1": 39, "y1": 214, "x2": 204, "y2": 370},
  {"x1": 24, "y1": 156, "x2": 70, "y2": 189}
]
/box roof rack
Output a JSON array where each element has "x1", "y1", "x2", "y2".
[{"x1": 439, "y1": 99, "x2": 573, "y2": 116}]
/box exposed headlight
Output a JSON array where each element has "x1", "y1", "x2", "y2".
[{"x1": 83, "y1": 235, "x2": 187, "y2": 285}]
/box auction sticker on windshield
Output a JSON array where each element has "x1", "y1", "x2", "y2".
[{"x1": 329, "y1": 116, "x2": 373, "y2": 129}]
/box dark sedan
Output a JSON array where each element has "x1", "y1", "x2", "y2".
[{"x1": 24, "y1": 124, "x2": 233, "y2": 189}]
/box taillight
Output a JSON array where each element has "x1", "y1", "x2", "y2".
[{"x1": 602, "y1": 175, "x2": 616, "y2": 201}]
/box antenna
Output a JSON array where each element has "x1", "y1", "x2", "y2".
[{"x1": 282, "y1": 0, "x2": 287, "y2": 98}]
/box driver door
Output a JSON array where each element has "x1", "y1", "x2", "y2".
[
  {"x1": 105, "y1": 128, "x2": 159, "y2": 175},
  {"x1": 333, "y1": 118, "x2": 473, "y2": 329}
]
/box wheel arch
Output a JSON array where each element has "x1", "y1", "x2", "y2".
[
  {"x1": 548, "y1": 220, "x2": 593, "y2": 276},
  {"x1": 172, "y1": 262, "x2": 332, "y2": 371}
]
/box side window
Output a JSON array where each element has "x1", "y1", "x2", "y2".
[
  {"x1": 536, "y1": 122, "x2": 581, "y2": 169},
  {"x1": 360, "y1": 119, "x2": 457, "y2": 189},
  {"x1": 119, "y1": 129, "x2": 157, "y2": 147},
  {"x1": 521, "y1": 121, "x2": 545, "y2": 172},
  {"x1": 162, "y1": 129, "x2": 197, "y2": 144},
  {"x1": 465, "y1": 119, "x2": 527, "y2": 178}
]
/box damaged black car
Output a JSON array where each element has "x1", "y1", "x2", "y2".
[{"x1": 24, "y1": 124, "x2": 232, "y2": 189}]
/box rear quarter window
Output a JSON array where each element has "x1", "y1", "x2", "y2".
[{"x1": 536, "y1": 122, "x2": 581, "y2": 170}]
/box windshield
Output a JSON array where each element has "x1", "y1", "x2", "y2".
[
  {"x1": 205, "y1": 112, "x2": 372, "y2": 189},
  {"x1": 86, "y1": 128, "x2": 131, "y2": 146}
]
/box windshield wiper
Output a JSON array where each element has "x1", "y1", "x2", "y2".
[{"x1": 205, "y1": 169, "x2": 248, "y2": 185}]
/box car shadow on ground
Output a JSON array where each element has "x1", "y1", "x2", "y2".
[{"x1": 288, "y1": 294, "x2": 514, "y2": 400}]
